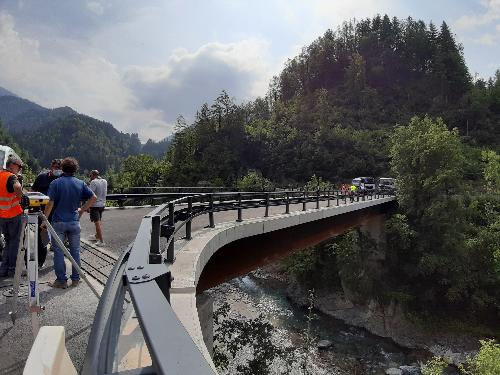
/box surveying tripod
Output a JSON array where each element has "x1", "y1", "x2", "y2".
[{"x1": 8, "y1": 197, "x2": 100, "y2": 338}]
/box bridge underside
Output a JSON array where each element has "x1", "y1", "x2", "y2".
[{"x1": 196, "y1": 201, "x2": 396, "y2": 292}]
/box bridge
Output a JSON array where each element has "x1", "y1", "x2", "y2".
[{"x1": 3, "y1": 190, "x2": 396, "y2": 374}]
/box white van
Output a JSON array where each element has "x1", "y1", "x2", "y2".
[
  {"x1": 351, "y1": 177, "x2": 376, "y2": 191},
  {"x1": 0, "y1": 145, "x2": 22, "y2": 169}
]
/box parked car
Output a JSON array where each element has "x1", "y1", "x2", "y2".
[
  {"x1": 377, "y1": 177, "x2": 396, "y2": 193},
  {"x1": 351, "y1": 177, "x2": 376, "y2": 192}
]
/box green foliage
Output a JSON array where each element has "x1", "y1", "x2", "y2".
[
  {"x1": 482, "y1": 150, "x2": 500, "y2": 194},
  {"x1": 0, "y1": 120, "x2": 39, "y2": 172},
  {"x1": 423, "y1": 340, "x2": 500, "y2": 375},
  {"x1": 390, "y1": 116, "x2": 464, "y2": 219},
  {"x1": 421, "y1": 357, "x2": 448, "y2": 375},
  {"x1": 282, "y1": 248, "x2": 319, "y2": 285},
  {"x1": 304, "y1": 174, "x2": 333, "y2": 191},
  {"x1": 236, "y1": 170, "x2": 274, "y2": 191},
  {"x1": 11, "y1": 114, "x2": 141, "y2": 173},
  {"x1": 460, "y1": 339, "x2": 500, "y2": 375},
  {"x1": 213, "y1": 302, "x2": 293, "y2": 375},
  {"x1": 386, "y1": 115, "x2": 500, "y2": 321},
  {"x1": 112, "y1": 154, "x2": 171, "y2": 189},
  {"x1": 141, "y1": 137, "x2": 172, "y2": 159},
  {"x1": 283, "y1": 230, "x2": 382, "y2": 303}
]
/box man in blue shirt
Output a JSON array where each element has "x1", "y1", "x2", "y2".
[{"x1": 44, "y1": 157, "x2": 96, "y2": 288}]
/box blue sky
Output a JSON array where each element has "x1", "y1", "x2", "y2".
[{"x1": 0, "y1": 0, "x2": 498, "y2": 140}]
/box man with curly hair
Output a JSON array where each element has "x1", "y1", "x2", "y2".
[{"x1": 44, "y1": 157, "x2": 96, "y2": 288}]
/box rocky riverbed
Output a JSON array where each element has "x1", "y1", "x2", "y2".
[{"x1": 206, "y1": 267, "x2": 451, "y2": 375}]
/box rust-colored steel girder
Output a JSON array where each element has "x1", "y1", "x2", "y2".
[{"x1": 197, "y1": 201, "x2": 396, "y2": 292}]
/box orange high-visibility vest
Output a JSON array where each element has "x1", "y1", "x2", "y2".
[{"x1": 0, "y1": 170, "x2": 23, "y2": 218}]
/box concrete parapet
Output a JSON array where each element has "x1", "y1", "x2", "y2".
[{"x1": 23, "y1": 326, "x2": 77, "y2": 375}]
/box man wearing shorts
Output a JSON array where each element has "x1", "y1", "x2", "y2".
[{"x1": 89, "y1": 170, "x2": 107, "y2": 246}]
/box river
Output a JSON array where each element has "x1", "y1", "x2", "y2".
[{"x1": 206, "y1": 270, "x2": 433, "y2": 375}]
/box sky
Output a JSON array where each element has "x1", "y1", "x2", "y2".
[{"x1": 0, "y1": 0, "x2": 499, "y2": 142}]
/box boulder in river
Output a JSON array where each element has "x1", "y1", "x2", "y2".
[
  {"x1": 385, "y1": 368, "x2": 403, "y2": 375},
  {"x1": 317, "y1": 339, "x2": 333, "y2": 350},
  {"x1": 399, "y1": 365, "x2": 421, "y2": 375}
]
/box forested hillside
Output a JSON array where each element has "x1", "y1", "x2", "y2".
[
  {"x1": 13, "y1": 114, "x2": 142, "y2": 173},
  {"x1": 0, "y1": 92, "x2": 168, "y2": 172},
  {"x1": 115, "y1": 15, "x2": 499, "y2": 188}
]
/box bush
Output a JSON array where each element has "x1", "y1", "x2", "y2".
[{"x1": 236, "y1": 170, "x2": 273, "y2": 191}]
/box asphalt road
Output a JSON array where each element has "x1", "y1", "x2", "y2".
[{"x1": 79, "y1": 200, "x2": 334, "y2": 257}]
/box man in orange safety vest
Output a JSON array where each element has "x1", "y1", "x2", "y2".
[{"x1": 0, "y1": 156, "x2": 24, "y2": 277}]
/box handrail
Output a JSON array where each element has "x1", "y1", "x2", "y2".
[{"x1": 84, "y1": 189, "x2": 394, "y2": 374}]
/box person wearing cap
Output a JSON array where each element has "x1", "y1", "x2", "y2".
[
  {"x1": 88, "y1": 170, "x2": 107, "y2": 246},
  {"x1": 44, "y1": 157, "x2": 96, "y2": 288},
  {"x1": 0, "y1": 156, "x2": 24, "y2": 277}
]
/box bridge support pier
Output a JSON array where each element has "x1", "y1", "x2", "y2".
[{"x1": 359, "y1": 213, "x2": 386, "y2": 246}]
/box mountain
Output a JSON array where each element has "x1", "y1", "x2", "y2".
[
  {"x1": 141, "y1": 136, "x2": 173, "y2": 158},
  {"x1": 0, "y1": 86, "x2": 17, "y2": 97},
  {"x1": 0, "y1": 90, "x2": 141, "y2": 172},
  {"x1": 12, "y1": 113, "x2": 141, "y2": 173},
  {"x1": 0, "y1": 96, "x2": 77, "y2": 133}
]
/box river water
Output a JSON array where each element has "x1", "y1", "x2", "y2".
[{"x1": 207, "y1": 271, "x2": 431, "y2": 375}]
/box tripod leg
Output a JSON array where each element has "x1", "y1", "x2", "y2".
[
  {"x1": 9, "y1": 215, "x2": 28, "y2": 325},
  {"x1": 39, "y1": 214, "x2": 100, "y2": 299},
  {"x1": 27, "y1": 214, "x2": 41, "y2": 337}
]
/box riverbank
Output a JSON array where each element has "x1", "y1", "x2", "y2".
[
  {"x1": 208, "y1": 270, "x2": 438, "y2": 374},
  {"x1": 252, "y1": 263, "x2": 483, "y2": 368}
]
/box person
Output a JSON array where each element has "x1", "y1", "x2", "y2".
[
  {"x1": 31, "y1": 159, "x2": 62, "y2": 267},
  {"x1": 88, "y1": 170, "x2": 107, "y2": 246},
  {"x1": 0, "y1": 156, "x2": 24, "y2": 277},
  {"x1": 32, "y1": 159, "x2": 63, "y2": 195},
  {"x1": 44, "y1": 157, "x2": 96, "y2": 288},
  {"x1": 350, "y1": 184, "x2": 357, "y2": 202}
]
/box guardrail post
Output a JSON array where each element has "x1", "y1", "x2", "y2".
[
  {"x1": 209, "y1": 194, "x2": 215, "y2": 228},
  {"x1": 166, "y1": 203, "x2": 175, "y2": 262},
  {"x1": 185, "y1": 196, "x2": 192, "y2": 240},
  {"x1": 327, "y1": 190, "x2": 330, "y2": 207},
  {"x1": 236, "y1": 193, "x2": 242, "y2": 222},
  {"x1": 316, "y1": 190, "x2": 320, "y2": 209},
  {"x1": 302, "y1": 192, "x2": 307, "y2": 211},
  {"x1": 264, "y1": 193, "x2": 270, "y2": 217},
  {"x1": 149, "y1": 215, "x2": 161, "y2": 263},
  {"x1": 285, "y1": 192, "x2": 290, "y2": 214}
]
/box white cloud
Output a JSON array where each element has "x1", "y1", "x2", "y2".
[
  {"x1": 0, "y1": 12, "x2": 274, "y2": 141},
  {"x1": 474, "y1": 33, "x2": 497, "y2": 45},
  {"x1": 86, "y1": 1, "x2": 104, "y2": 16},
  {"x1": 0, "y1": 12, "x2": 170, "y2": 140},
  {"x1": 123, "y1": 39, "x2": 273, "y2": 121},
  {"x1": 455, "y1": 0, "x2": 500, "y2": 30}
]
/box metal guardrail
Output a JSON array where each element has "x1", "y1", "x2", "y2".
[
  {"x1": 83, "y1": 189, "x2": 394, "y2": 374},
  {"x1": 106, "y1": 192, "x2": 190, "y2": 207}
]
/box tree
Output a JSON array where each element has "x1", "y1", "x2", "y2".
[{"x1": 390, "y1": 116, "x2": 471, "y2": 312}]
